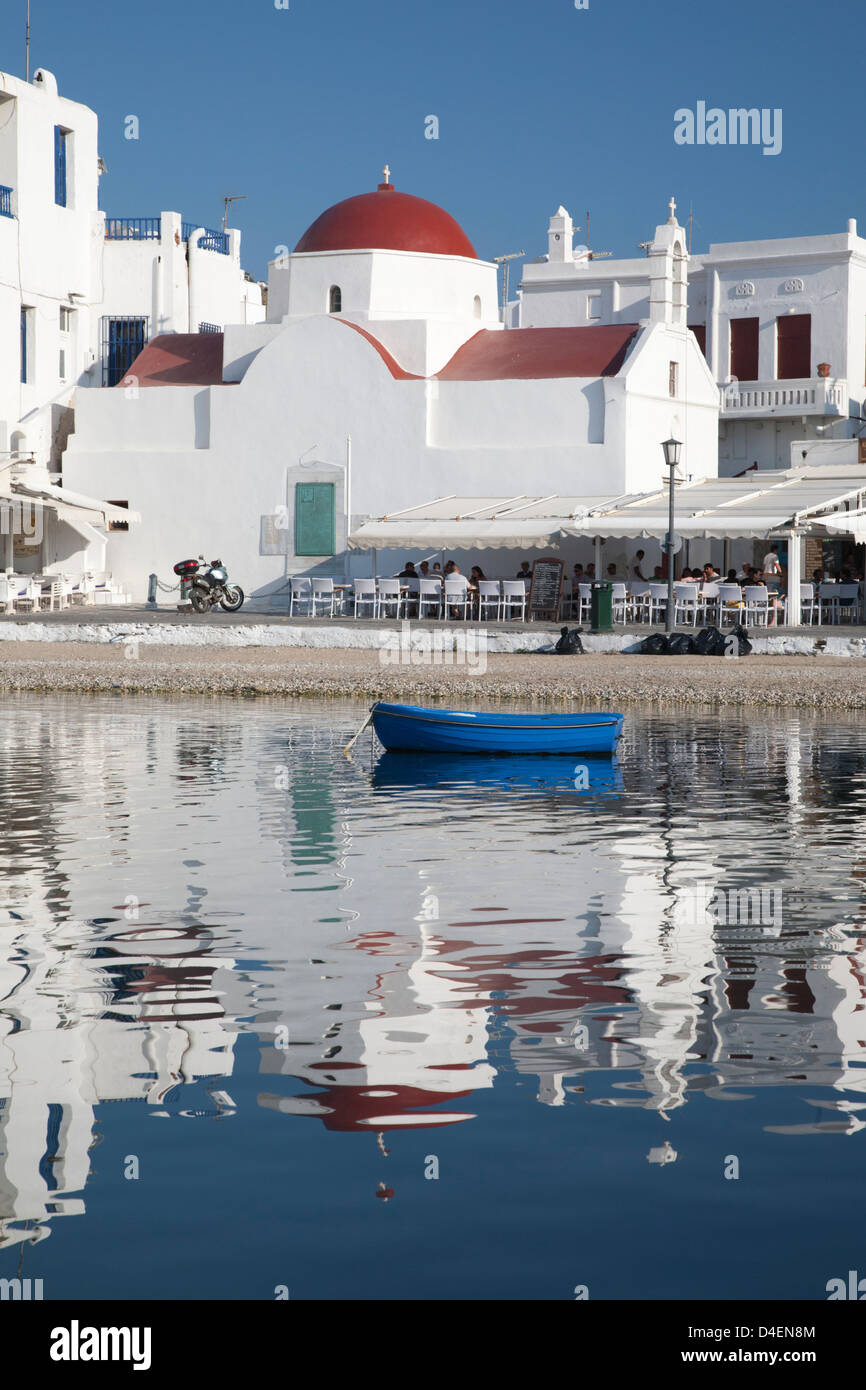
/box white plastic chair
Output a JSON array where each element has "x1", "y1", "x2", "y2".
[
  {"x1": 817, "y1": 582, "x2": 839, "y2": 625},
  {"x1": 627, "y1": 581, "x2": 651, "y2": 622},
  {"x1": 577, "y1": 583, "x2": 592, "y2": 622},
  {"x1": 716, "y1": 583, "x2": 743, "y2": 626},
  {"x1": 377, "y1": 578, "x2": 405, "y2": 619},
  {"x1": 835, "y1": 584, "x2": 860, "y2": 624},
  {"x1": 697, "y1": 583, "x2": 719, "y2": 625},
  {"x1": 610, "y1": 582, "x2": 628, "y2": 623},
  {"x1": 477, "y1": 580, "x2": 501, "y2": 621},
  {"x1": 443, "y1": 577, "x2": 470, "y2": 620},
  {"x1": 0, "y1": 577, "x2": 15, "y2": 613},
  {"x1": 12, "y1": 577, "x2": 39, "y2": 611},
  {"x1": 417, "y1": 579, "x2": 442, "y2": 619},
  {"x1": 352, "y1": 579, "x2": 378, "y2": 619},
  {"x1": 311, "y1": 578, "x2": 335, "y2": 617},
  {"x1": 289, "y1": 577, "x2": 312, "y2": 616},
  {"x1": 799, "y1": 583, "x2": 816, "y2": 625},
  {"x1": 501, "y1": 580, "x2": 527, "y2": 621},
  {"x1": 743, "y1": 585, "x2": 770, "y2": 626},
  {"x1": 673, "y1": 582, "x2": 699, "y2": 626},
  {"x1": 647, "y1": 582, "x2": 669, "y2": 624}
]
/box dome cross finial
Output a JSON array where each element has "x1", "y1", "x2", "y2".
[
  {"x1": 667, "y1": 195, "x2": 677, "y2": 223},
  {"x1": 383, "y1": 164, "x2": 391, "y2": 185}
]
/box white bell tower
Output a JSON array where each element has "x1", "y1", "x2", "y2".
[{"x1": 547, "y1": 206, "x2": 574, "y2": 263}]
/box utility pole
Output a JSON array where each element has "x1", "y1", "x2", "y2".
[{"x1": 493, "y1": 251, "x2": 525, "y2": 324}]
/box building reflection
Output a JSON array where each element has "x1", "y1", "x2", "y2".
[{"x1": 1, "y1": 702, "x2": 866, "y2": 1249}]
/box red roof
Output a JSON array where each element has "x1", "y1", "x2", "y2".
[
  {"x1": 294, "y1": 183, "x2": 477, "y2": 259},
  {"x1": 435, "y1": 325, "x2": 640, "y2": 380},
  {"x1": 117, "y1": 333, "x2": 225, "y2": 387}
]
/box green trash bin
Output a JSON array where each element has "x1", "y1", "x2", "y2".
[{"x1": 590, "y1": 580, "x2": 613, "y2": 634}]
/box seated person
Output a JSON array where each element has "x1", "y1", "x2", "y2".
[
  {"x1": 468, "y1": 565, "x2": 486, "y2": 590},
  {"x1": 632, "y1": 549, "x2": 648, "y2": 581},
  {"x1": 418, "y1": 561, "x2": 431, "y2": 578},
  {"x1": 585, "y1": 563, "x2": 596, "y2": 579},
  {"x1": 702, "y1": 563, "x2": 720, "y2": 582},
  {"x1": 397, "y1": 561, "x2": 418, "y2": 579},
  {"x1": 515, "y1": 561, "x2": 532, "y2": 582},
  {"x1": 573, "y1": 563, "x2": 584, "y2": 584},
  {"x1": 724, "y1": 569, "x2": 739, "y2": 585},
  {"x1": 606, "y1": 564, "x2": 619, "y2": 580},
  {"x1": 679, "y1": 568, "x2": 700, "y2": 584}
]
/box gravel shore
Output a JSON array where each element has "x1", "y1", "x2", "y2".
[{"x1": 0, "y1": 641, "x2": 864, "y2": 708}]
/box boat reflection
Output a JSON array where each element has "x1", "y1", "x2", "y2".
[{"x1": 371, "y1": 751, "x2": 623, "y2": 797}]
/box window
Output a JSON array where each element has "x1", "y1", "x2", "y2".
[
  {"x1": 102, "y1": 316, "x2": 148, "y2": 387},
  {"x1": 776, "y1": 313, "x2": 811, "y2": 380},
  {"x1": 20, "y1": 307, "x2": 32, "y2": 383},
  {"x1": 54, "y1": 126, "x2": 69, "y2": 207},
  {"x1": 730, "y1": 317, "x2": 760, "y2": 382},
  {"x1": 295, "y1": 482, "x2": 336, "y2": 556},
  {"x1": 586, "y1": 292, "x2": 601, "y2": 322},
  {"x1": 59, "y1": 306, "x2": 73, "y2": 332},
  {"x1": 107, "y1": 501, "x2": 130, "y2": 533},
  {"x1": 59, "y1": 348, "x2": 67, "y2": 381},
  {"x1": 473, "y1": 295, "x2": 482, "y2": 319},
  {"x1": 669, "y1": 361, "x2": 679, "y2": 397},
  {"x1": 328, "y1": 285, "x2": 342, "y2": 314},
  {"x1": 689, "y1": 323, "x2": 707, "y2": 357}
]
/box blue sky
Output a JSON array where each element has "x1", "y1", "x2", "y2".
[{"x1": 1, "y1": 0, "x2": 861, "y2": 279}]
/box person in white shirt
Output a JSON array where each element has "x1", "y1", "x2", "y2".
[{"x1": 763, "y1": 545, "x2": 782, "y2": 577}]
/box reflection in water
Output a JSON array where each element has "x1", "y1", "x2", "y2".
[{"x1": 1, "y1": 698, "x2": 866, "y2": 1289}]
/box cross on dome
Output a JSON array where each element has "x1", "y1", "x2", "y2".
[
  {"x1": 383, "y1": 164, "x2": 391, "y2": 184},
  {"x1": 667, "y1": 195, "x2": 677, "y2": 224}
]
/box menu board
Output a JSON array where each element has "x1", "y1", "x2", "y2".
[{"x1": 528, "y1": 557, "x2": 565, "y2": 620}]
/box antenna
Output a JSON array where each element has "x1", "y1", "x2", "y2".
[
  {"x1": 25, "y1": 0, "x2": 31, "y2": 82},
  {"x1": 493, "y1": 250, "x2": 525, "y2": 323},
  {"x1": 222, "y1": 194, "x2": 247, "y2": 230},
  {"x1": 688, "y1": 201, "x2": 694, "y2": 254},
  {"x1": 583, "y1": 210, "x2": 610, "y2": 260}
]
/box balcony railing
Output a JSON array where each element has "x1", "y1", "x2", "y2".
[
  {"x1": 105, "y1": 217, "x2": 161, "y2": 240},
  {"x1": 182, "y1": 222, "x2": 229, "y2": 255},
  {"x1": 0, "y1": 185, "x2": 13, "y2": 218},
  {"x1": 721, "y1": 377, "x2": 847, "y2": 418}
]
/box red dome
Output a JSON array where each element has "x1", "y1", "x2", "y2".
[{"x1": 294, "y1": 183, "x2": 477, "y2": 259}]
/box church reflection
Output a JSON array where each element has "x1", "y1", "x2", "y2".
[{"x1": 2, "y1": 702, "x2": 866, "y2": 1251}]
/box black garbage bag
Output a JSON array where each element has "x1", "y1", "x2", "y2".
[
  {"x1": 695, "y1": 626, "x2": 726, "y2": 655},
  {"x1": 640, "y1": 633, "x2": 670, "y2": 654},
  {"x1": 668, "y1": 633, "x2": 697, "y2": 655},
  {"x1": 732, "y1": 622, "x2": 752, "y2": 656},
  {"x1": 553, "y1": 626, "x2": 584, "y2": 654}
]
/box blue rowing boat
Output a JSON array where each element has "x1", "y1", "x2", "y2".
[{"x1": 370, "y1": 702, "x2": 624, "y2": 755}]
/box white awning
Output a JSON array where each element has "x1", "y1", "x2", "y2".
[
  {"x1": 5, "y1": 482, "x2": 140, "y2": 528},
  {"x1": 560, "y1": 469, "x2": 866, "y2": 541},
  {"x1": 348, "y1": 495, "x2": 613, "y2": 551},
  {"x1": 821, "y1": 510, "x2": 866, "y2": 544}
]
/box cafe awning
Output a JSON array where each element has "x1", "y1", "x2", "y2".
[
  {"x1": 348, "y1": 495, "x2": 615, "y2": 551},
  {"x1": 4, "y1": 481, "x2": 140, "y2": 528},
  {"x1": 560, "y1": 468, "x2": 866, "y2": 541}
]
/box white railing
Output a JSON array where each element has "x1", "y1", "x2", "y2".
[{"x1": 721, "y1": 378, "x2": 847, "y2": 417}]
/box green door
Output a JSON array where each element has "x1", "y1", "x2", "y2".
[{"x1": 295, "y1": 482, "x2": 336, "y2": 556}]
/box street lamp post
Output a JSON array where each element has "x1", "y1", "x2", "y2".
[{"x1": 662, "y1": 437, "x2": 682, "y2": 634}]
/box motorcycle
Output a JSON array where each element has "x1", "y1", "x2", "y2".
[{"x1": 173, "y1": 556, "x2": 245, "y2": 613}]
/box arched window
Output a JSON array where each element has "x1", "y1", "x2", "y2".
[
  {"x1": 329, "y1": 285, "x2": 342, "y2": 314},
  {"x1": 473, "y1": 295, "x2": 482, "y2": 319}
]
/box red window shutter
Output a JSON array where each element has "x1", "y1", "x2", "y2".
[
  {"x1": 689, "y1": 324, "x2": 707, "y2": 357},
  {"x1": 730, "y1": 318, "x2": 759, "y2": 381},
  {"x1": 776, "y1": 314, "x2": 811, "y2": 379}
]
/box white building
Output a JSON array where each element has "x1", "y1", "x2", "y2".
[
  {"x1": 63, "y1": 178, "x2": 717, "y2": 604},
  {"x1": 520, "y1": 201, "x2": 866, "y2": 478},
  {"x1": 0, "y1": 66, "x2": 264, "y2": 582}
]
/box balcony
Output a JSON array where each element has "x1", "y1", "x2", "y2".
[
  {"x1": 104, "y1": 217, "x2": 229, "y2": 254},
  {"x1": 721, "y1": 377, "x2": 847, "y2": 418},
  {"x1": 105, "y1": 217, "x2": 161, "y2": 240},
  {"x1": 0, "y1": 185, "x2": 13, "y2": 218},
  {"x1": 181, "y1": 222, "x2": 229, "y2": 255}
]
